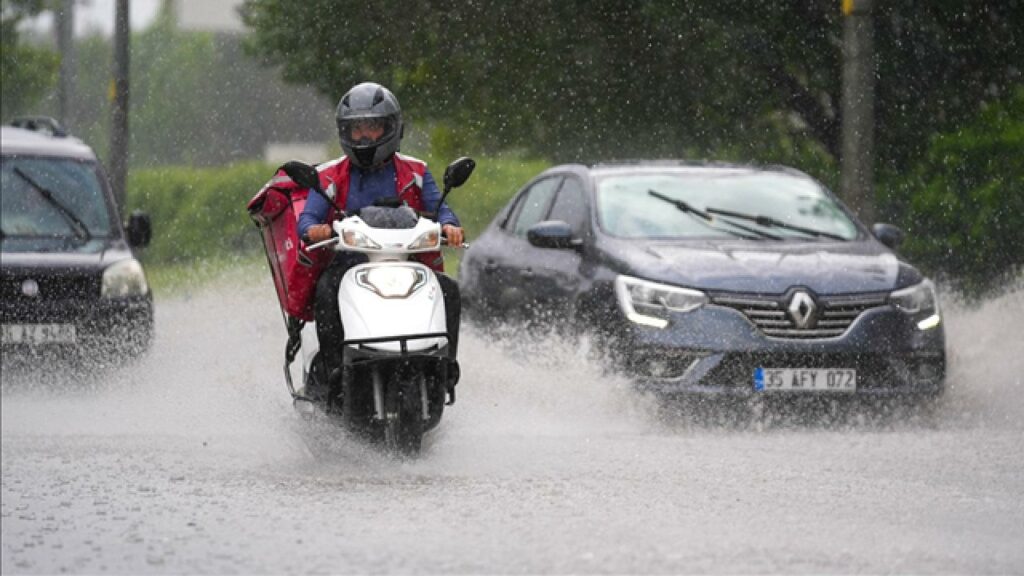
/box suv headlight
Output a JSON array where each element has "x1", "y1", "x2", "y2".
[
  {"x1": 342, "y1": 229, "x2": 381, "y2": 250},
  {"x1": 408, "y1": 229, "x2": 440, "y2": 251},
  {"x1": 890, "y1": 279, "x2": 941, "y2": 330},
  {"x1": 355, "y1": 267, "x2": 427, "y2": 299},
  {"x1": 614, "y1": 275, "x2": 707, "y2": 329},
  {"x1": 102, "y1": 259, "x2": 149, "y2": 298}
]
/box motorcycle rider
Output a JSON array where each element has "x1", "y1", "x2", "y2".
[{"x1": 297, "y1": 82, "x2": 464, "y2": 390}]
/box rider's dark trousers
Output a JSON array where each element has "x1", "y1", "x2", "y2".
[{"x1": 314, "y1": 253, "x2": 461, "y2": 381}]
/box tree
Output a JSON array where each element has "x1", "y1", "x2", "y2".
[
  {"x1": 885, "y1": 88, "x2": 1024, "y2": 296},
  {"x1": 1, "y1": 0, "x2": 59, "y2": 120},
  {"x1": 240, "y1": 0, "x2": 1021, "y2": 173}
]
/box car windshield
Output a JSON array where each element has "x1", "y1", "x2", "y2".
[
  {"x1": 596, "y1": 170, "x2": 860, "y2": 240},
  {"x1": 1, "y1": 157, "x2": 113, "y2": 242}
]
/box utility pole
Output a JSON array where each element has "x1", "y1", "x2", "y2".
[
  {"x1": 110, "y1": 0, "x2": 130, "y2": 208},
  {"x1": 840, "y1": 0, "x2": 876, "y2": 224},
  {"x1": 56, "y1": 0, "x2": 75, "y2": 129}
]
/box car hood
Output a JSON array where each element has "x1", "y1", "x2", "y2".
[
  {"x1": 1, "y1": 238, "x2": 134, "y2": 272},
  {"x1": 606, "y1": 239, "x2": 912, "y2": 294}
]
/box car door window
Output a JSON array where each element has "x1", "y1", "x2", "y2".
[
  {"x1": 511, "y1": 176, "x2": 562, "y2": 237},
  {"x1": 547, "y1": 176, "x2": 588, "y2": 235}
]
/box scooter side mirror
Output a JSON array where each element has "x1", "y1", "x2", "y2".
[
  {"x1": 279, "y1": 161, "x2": 321, "y2": 192},
  {"x1": 443, "y1": 157, "x2": 476, "y2": 192}
]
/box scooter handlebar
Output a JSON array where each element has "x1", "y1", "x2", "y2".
[{"x1": 305, "y1": 235, "x2": 340, "y2": 251}]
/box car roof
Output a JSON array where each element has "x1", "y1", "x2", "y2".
[{"x1": 1, "y1": 126, "x2": 97, "y2": 161}]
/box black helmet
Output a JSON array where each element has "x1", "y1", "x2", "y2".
[{"x1": 336, "y1": 82, "x2": 403, "y2": 169}]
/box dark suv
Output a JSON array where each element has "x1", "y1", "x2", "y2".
[{"x1": 1, "y1": 119, "x2": 153, "y2": 359}]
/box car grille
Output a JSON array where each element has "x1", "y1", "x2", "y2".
[
  {"x1": 0, "y1": 271, "x2": 101, "y2": 302},
  {"x1": 711, "y1": 292, "x2": 889, "y2": 339}
]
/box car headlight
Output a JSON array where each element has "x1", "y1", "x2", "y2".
[
  {"x1": 342, "y1": 229, "x2": 381, "y2": 250},
  {"x1": 408, "y1": 229, "x2": 440, "y2": 250},
  {"x1": 355, "y1": 267, "x2": 427, "y2": 299},
  {"x1": 890, "y1": 279, "x2": 941, "y2": 330},
  {"x1": 614, "y1": 275, "x2": 707, "y2": 329},
  {"x1": 102, "y1": 259, "x2": 149, "y2": 298}
]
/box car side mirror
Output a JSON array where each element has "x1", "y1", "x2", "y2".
[
  {"x1": 279, "y1": 160, "x2": 321, "y2": 192},
  {"x1": 527, "y1": 220, "x2": 581, "y2": 250},
  {"x1": 872, "y1": 223, "x2": 903, "y2": 249},
  {"x1": 443, "y1": 157, "x2": 476, "y2": 192},
  {"x1": 126, "y1": 210, "x2": 152, "y2": 248}
]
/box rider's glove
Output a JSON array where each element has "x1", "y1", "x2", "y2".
[
  {"x1": 442, "y1": 224, "x2": 464, "y2": 247},
  {"x1": 304, "y1": 224, "x2": 334, "y2": 244}
]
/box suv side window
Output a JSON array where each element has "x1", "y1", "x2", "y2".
[
  {"x1": 510, "y1": 176, "x2": 562, "y2": 237},
  {"x1": 546, "y1": 176, "x2": 588, "y2": 235}
]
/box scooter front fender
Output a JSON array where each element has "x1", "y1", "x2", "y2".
[{"x1": 338, "y1": 262, "x2": 447, "y2": 353}]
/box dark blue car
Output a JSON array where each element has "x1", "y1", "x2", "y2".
[{"x1": 460, "y1": 162, "x2": 945, "y2": 401}]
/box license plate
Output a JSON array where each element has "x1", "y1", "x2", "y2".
[
  {"x1": 754, "y1": 367, "x2": 856, "y2": 392},
  {"x1": 1, "y1": 323, "x2": 77, "y2": 344}
]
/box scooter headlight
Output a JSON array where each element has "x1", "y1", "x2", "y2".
[
  {"x1": 614, "y1": 275, "x2": 707, "y2": 329},
  {"x1": 890, "y1": 279, "x2": 941, "y2": 330},
  {"x1": 101, "y1": 258, "x2": 149, "y2": 298},
  {"x1": 355, "y1": 267, "x2": 428, "y2": 299},
  {"x1": 408, "y1": 229, "x2": 440, "y2": 251},
  {"x1": 342, "y1": 229, "x2": 381, "y2": 250}
]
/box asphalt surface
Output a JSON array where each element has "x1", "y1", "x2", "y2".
[{"x1": 3, "y1": 266, "x2": 1023, "y2": 574}]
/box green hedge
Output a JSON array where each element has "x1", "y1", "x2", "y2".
[
  {"x1": 127, "y1": 124, "x2": 1023, "y2": 300},
  {"x1": 125, "y1": 154, "x2": 549, "y2": 267},
  {"x1": 127, "y1": 161, "x2": 272, "y2": 264}
]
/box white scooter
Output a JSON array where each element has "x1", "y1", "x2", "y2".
[{"x1": 279, "y1": 158, "x2": 474, "y2": 454}]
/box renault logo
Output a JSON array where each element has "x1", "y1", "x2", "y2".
[
  {"x1": 788, "y1": 291, "x2": 817, "y2": 329},
  {"x1": 21, "y1": 279, "x2": 40, "y2": 298}
]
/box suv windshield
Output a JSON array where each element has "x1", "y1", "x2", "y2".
[
  {"x1": 1, "y1": 157, "x2": 113, "y2": 243},
  {"x1": 596, "y1": 170, "x2": 860, "y2": 240}
]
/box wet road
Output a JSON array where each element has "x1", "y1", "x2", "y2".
[{"x1": 3, "y1": 267, "x2": 1024, "y2": 574}]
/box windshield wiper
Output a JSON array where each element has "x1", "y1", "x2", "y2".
[
  {"x1": 649, "y1": 189, "x2": 711, "y2": 220},
  {"x1": 12, "y1": 167, "x2": 92, "y2": 242},
  {"x1": 703, "y1": 206, "x2": 846, "y2": 241},
  {"x1": 647, "y1": 189, "x2": 772, "y2": 240}
]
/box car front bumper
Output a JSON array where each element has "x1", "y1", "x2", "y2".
[
  {"x1": 1, "y1": 295, "x2": 154, "y2": 358},
  {"x1": 621, "y1": 303, "x2": 945, "y2": 398}
]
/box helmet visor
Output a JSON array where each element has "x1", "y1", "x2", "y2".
[{"x1": 338, "y1": 117, "x2": 397, "y2": 148}]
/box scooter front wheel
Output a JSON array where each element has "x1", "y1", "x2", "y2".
[{"x1": 381, "y1": 368, "x2": 425, "y2": 456}]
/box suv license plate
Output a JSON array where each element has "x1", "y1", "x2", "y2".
[
  {"x1": 754, "y1": 368, "x2": 856, "y2": 392},
  {"x1": 1, "y1": 323, "x2": 77, "y2": 344}
]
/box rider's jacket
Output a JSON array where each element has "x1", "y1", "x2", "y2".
[
  {"x1": 300, "y1": 153, "x2": 453, "y2": 273},
  {"x1": 247, "y1": 153, "x2": 457, "y2": 321}
]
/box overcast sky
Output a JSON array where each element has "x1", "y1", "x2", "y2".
[
  {"x1": 24, "y1": 0, "x2": 161, "y2": 38},
  {"x1": 23, "y1": 0, "x2": 246, "y2": 37}
]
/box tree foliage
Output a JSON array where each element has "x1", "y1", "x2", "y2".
[
  {"x1": 884, "y1": 88, "x2": 1024, "y2": 296},
  {"x1": 240, "y1": 0, "x2": 1021, "y2": 171},
  {"x1": 0, "y1": 0, "x2": 58, "y2": 120}
]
